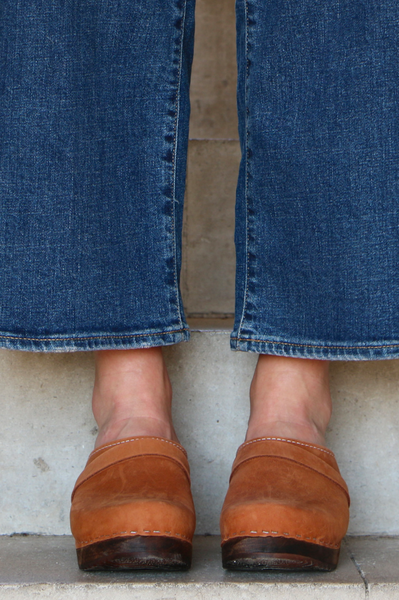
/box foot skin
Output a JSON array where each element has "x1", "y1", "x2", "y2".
[
  {"x1": 92, "y1": 347, "x2": 178, "y2": 448},
  {"x1": 246, "y1": 355, "x2": 332, "y2": 446}
]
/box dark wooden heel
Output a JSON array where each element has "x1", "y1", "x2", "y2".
[
  {"x1": 77, "y1": 535, "x2": 192, "y2": 571},
  {"x1": 222, "y1": 536, "x2": 340, "y2": 571}
]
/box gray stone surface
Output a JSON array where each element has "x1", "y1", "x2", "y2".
[
  {"x1": 1, "y1": 350, "x2": 95, "y2": 535},
  {"x1": 0, "y1": 536, "x2": 365, "y2": 599},
  {"x1": 328, "y1": 361, "x2": 399, "y2": 535},
  {"x1": 346, "y1": 537, "x2": 399, "y2": 599},
  {"x1": 190, "y1": 0, "x2": 238, "y2": 140},
  {"x1": 1, "y1": 332, "x2": 399, "y2": 537},
  {"x1": 182, "y1": 140, "x2": 239, "y2": 317}
]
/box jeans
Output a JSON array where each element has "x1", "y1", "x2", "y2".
[{"x1": 0, "y1": 1, "x2": 399, "y2": 360}]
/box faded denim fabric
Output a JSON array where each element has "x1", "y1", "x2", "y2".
[
  {"x1": 0, "y1": 1, "x2": 194, "y2": 351},
  {"x1": 231, "y1": 0, "x2": 399, "y2": 360},
  {"x1": 1, "y1": 1, "x2": 399, "y2": 360}
]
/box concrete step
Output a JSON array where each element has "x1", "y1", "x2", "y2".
[
  {"x1": 0, "y1": 535, "x2": 397, "y2": 599},
  {"x1": 1, "y1": 321, "x2": 399, "y2": 538}
]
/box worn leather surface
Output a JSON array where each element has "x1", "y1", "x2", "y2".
[
  {"x1": 70, "y1": 437, "x2": 196, "y2": 549},
  {"x1": 220, "y1": 437, "x2": 350, "y2": 549}
]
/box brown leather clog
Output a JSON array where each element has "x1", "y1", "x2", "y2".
[
  {"x1": 220, "y1": 437, "x2": 350, "y2": 571},
  {"x1": 70, "y1": 437, "x2": 196, "y2": 571}
]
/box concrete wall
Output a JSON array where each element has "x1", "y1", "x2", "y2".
[{"x1": 1, "y1": 332, "x2": 399, "y2": 537}]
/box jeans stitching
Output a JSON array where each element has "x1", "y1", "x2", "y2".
[
  {"x1": 171, "y1": 0, "x2": 188, "y2": 331},
  {"x1": 0, "y1": 328, "x2": 189, "y2": 342},
  {"x1": 232, "y1": 336, "x2": 399, "y2": 350},
  {"x1": 237, "y1": 0, "x2": 251, "y2": 340}
]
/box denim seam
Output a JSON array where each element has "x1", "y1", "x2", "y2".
[
  {"x1": 171, "y1": 0, "x2": 188, "y2": 331},
  {"x1": 237, "y1": 0, "x2": 250, "y2": 340},
  {"x1": 0, "y1": 328, "x2": 189, "y2": 342},
  {"x1": 232, "y1": 336, "x2": 399, "y2": 350}
]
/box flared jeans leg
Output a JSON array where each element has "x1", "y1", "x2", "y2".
[
  {"x1": 232, "y1": 0, "x2": 399, "y2": 360},
  {"x1": 0, "y1": 1, "x2": 195, "y2": 352}
]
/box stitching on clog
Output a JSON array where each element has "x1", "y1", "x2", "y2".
[
  {"x1": 229, "y1": 454, "x2": 349, "y2": 502},
  {"x1": 90, "y1": 437, "x2": 186, "y2": 458},
  {"x1": 240, "y1": 437, "x2": 334, "y2": 457},
  {"x1": 78, "y1": 530, "x2": 191, "y2": 546},
  {"x1": 223, "y1": 530, "x2": 339, "y2": 549},
  {"x1": 72, "y1": 453, "x2": 191, "y2": 499}
]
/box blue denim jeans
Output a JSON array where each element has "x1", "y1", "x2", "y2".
[{"x1": 1, "y1": 1, "x2": 399, "y2": 360}]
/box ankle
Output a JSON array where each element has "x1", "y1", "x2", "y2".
[
  {"x1": 246, "y1": 355, "x2": 332, "y2": 446},
  {"x1": 92, "y1": 347, "x2": 178, "y2": 447}
]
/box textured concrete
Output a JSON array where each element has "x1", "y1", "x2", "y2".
[
  {"x1": 182, "y1": 140, "x2": 239, "y2": 317},
  {"x1": 1, "y1": 330, "x2": 399, "y2": 537},
  {"x1": 329, "y1": 361, "x2": 399, "y2": 535},
  {"x1": 190, "y1": 0, "x2": 238, "y2": 140},
  {"x1": 346, "y1": 537, "x2": 399, "y2": 600},
  {"x1": 1, "y1": 350, "x2": 95, "y2": 535},
  {"x1": 0, "y1": 535, "x2": 365, "y2": 599}
]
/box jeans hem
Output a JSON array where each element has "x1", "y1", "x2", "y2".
[
  {"x1": 0, "y1": 328, "x2": 190, "y2": 353},
  {"x1": 231, "y1": 335, "x2": 399, "y2": 361}
]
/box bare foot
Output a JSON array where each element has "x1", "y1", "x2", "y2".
[
  {"x1": 246, "y1": 355, "x2": 332, "y2": 446},
  {"x1": 92, "y1": 347, "x2": 178, "y2": 448}
]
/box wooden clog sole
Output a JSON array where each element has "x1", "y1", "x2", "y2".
[
  {"x1": 222, "y1": 536, "x2": 340, "y2": 571},
  {"x1": 77, "y1": 535, "x2": 192, "y2": 571}
]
